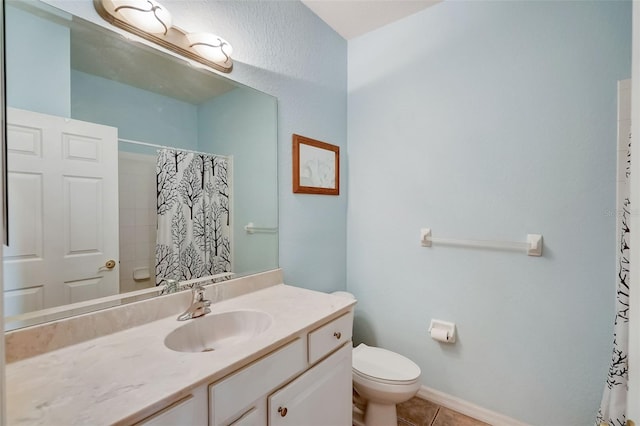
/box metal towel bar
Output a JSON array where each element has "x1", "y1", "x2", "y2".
[{"x1": 420, "y1": 228, "x2": 543, "y2": 256}]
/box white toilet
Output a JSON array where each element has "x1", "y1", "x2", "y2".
[{"x1": 332, "y1": 292, "x2": 422, "y2": 426}]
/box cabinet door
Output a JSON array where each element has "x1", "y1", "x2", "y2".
[{"x1": 268, "y1": 344, "x2": 352, "y2": 426}]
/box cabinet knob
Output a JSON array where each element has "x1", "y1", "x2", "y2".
[
  {"x1": 333, "y1": 331, "x2": 342, "y2": 339},
  {"x1": 278, "y1": 406, "x2": 288, "y2": 417}
]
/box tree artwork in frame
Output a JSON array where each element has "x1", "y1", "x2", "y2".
[{"x1": 292, "y1": 134, "x2": 340, "y2": 195}]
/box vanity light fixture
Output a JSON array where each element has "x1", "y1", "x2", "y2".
[
  {"x1": 111, "y1": 0, "x2": 172, "y2": 35},
  {"x1": 94, "y1": 0, "x2": 233, "y2": 73},
  {"x1": 186, "y1": 33, "x2": 233, "y2": 67}
]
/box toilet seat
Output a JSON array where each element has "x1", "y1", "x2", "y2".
[
  {"x1": 352, "y1": 344, "x2": 421, "y2": 384},
  {"x1": 353, "y1": 368, "x2": 418, "y2": 386}
]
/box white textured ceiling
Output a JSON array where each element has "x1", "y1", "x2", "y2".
[{"x1": 301, "y1": 0, "x2": 441, "y2": 40}]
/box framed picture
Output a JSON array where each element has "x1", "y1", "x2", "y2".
[{"x1": 292, "y1": 134, "x2": 339, "y2": 195}]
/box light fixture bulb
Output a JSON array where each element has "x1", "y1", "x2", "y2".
[
  {"x1": 186, "y1": 33, "x2": 234, "y2": 65},
  {"x1": 111, "y1": 0, "x2": 172, "y2": 35}
]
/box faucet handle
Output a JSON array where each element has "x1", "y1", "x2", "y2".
[
  {"x1": 191, "y1": 283, "x2": 209, "y2": 301},
  {"x1": 177, "y1": 283, "x2": 212, "y2": 321}
]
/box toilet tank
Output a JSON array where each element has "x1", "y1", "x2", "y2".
[{"x1": 331, "y1": 291, "x2": 356, "y2": 300}]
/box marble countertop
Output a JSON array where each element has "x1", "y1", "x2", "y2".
[{"x1": 6, "y1": 284, "x2": 355, "y2": 425}]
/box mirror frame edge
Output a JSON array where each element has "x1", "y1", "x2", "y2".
[{"x1": 1, "y1": 0, "x2": 7, "y2": 420}]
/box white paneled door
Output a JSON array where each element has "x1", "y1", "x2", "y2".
[{"x1": 3, "y1": 108, "x2": 119, "y2": 316}]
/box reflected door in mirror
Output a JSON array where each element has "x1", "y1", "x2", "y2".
[{"x1": 3, "y1": 108, "x2": 119, "y2": 316}]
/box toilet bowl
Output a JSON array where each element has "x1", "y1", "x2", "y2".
[
  {"x1": 352, "y1": 343, "x2": 421, "y2": 426},
  {"x1": 330, "y1": 291, "x2": 421, "y2": 426}
]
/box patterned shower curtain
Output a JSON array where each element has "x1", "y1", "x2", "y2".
[
  {"x1": 155, "y1": 148, "x2": 232, "y2": 287},
  {"x1": 596, "y1": 99, "x2": 630, "y2": 426}
]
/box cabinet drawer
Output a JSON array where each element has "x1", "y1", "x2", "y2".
[
  {"x1": 209, "y1": 338, "x2": 306, "y2": 425},
  {"x1": 308, "y1": 311, "x2": 353, "y2": 364}
]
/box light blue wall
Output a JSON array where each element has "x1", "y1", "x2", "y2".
[
  {"x1": 198, "y1": 88, "x2": 278, "y2": 275},
  {"x1": 71, "y1": 70, "x2": 199, "y2": 151},
  {"x1": 347, "y1": 1, "x2": 631, "y2": 424},
  {"x1": 6, "y1": 4, "x2": 70, "y2": 117}
]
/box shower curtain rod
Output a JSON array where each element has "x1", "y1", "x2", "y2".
[{"x1": 118, "y1": 137, "x2": 231, "y2": 158}]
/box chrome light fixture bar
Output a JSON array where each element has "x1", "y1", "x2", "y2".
[{"x1": 94, "y1": 0, "x2": 233, "y2": 73}]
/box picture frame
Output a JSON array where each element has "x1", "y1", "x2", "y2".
[{"x1": 292, "y1": 134, "x2": 340, "y2": 195}]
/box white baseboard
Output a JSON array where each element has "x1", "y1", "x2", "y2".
[{"x1": 417, "y1": 386, "x2": 530, "y2": 426}]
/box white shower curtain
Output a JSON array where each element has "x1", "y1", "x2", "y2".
[
  {"x1": 155, "y1": 148, "x2": 232, "y2": 287},
  {"x1": 596, "y1": 84, "x2": 630, "y2": 426}
]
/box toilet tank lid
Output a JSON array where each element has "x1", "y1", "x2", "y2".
[
  {"x1": 353, "y1": 344, "x2": 421, "y2": 382},
  {"x1": 331, "y1": 291, "x2": 355, "y2": 300}
]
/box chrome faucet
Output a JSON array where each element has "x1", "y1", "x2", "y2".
[
  {"x1": 162, "y1": 278, "x2": 179, "y2": 295},
  {"x1": 177, "y1": 283, "x2": 212, "y2": 321}
]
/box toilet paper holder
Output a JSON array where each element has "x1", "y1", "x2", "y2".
[{"x1": 429, "y1": 319, "x2": 456, "y2": 343}]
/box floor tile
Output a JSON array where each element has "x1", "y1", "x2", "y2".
[
  {"x1": 398, "y1": 418, "x2": 417, "y2": 426},
  {"x1": 396, "y1": 397, "x2": 439, "y2": 426}
]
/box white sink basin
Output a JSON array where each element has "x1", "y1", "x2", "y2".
[{"x1": 164, "y1": 310, "x2": 273, "y2": 353}]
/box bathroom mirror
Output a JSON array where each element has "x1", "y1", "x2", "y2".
[{"x1": 2, "y1": 0, "x2": 278, "y2": 330}]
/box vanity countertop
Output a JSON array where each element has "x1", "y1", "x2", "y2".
[{"x1": 5, "y1": 284, "x2": 355, "y2": 426}]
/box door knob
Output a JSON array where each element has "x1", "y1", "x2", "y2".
[
  {"x1": 104, "y1": 260, "x2": 116, "y2": 269},
  {"x1": 278, "y1": 407, "x2": 288, "y2": 417}
]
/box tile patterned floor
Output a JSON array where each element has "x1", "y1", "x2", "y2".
[{"x1": 396, "y1": 397, "x2": 490, "y2": 426}]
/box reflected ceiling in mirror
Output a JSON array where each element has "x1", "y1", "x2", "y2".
[
  {"x1": 71, "y1": 19, "x2": 234, "y2": 104},
  {"x1": 3, "y1": 0, "x2": 278, "y2": 331}
]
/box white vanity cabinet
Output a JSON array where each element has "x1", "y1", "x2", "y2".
[
  {"x1": 209, "y1": 311, "x2": 353, "y2": 426},
  {"x1": 5, "y1": 283, "x2": 358, "y2": 426}
]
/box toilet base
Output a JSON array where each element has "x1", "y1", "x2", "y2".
[
  {"x1": 363, "y1": 401, "x2": 397, "y2": 426},
  {"x1": 352, "y1": 406, "x2": 365, "y2": 426}
]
